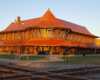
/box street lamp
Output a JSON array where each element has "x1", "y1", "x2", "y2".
[{"x1": 15, "y1": 16, "x2": 24, "y2": 62}]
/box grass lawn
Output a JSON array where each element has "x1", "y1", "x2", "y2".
[
  {"x1": 58, "y1": 56, "x2": 100, "y2": 64},
  {"x1": 0, "y1": 54, "x2": 47, "y2": 61},
  {"x1": 20, "y1": 56, "x2": 47, "y2": 60},
  {"x1": 0, "y1": 54, "x2": 16, "y2": 59}
]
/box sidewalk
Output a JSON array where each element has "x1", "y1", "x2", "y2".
[
  {"x1": 0, "y1": 53, "x2": 100, "y2": 63},
  {"x1": 0, "y1": 55, "x2": 65, "y2": 63}
]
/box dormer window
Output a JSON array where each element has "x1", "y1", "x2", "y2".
[
  {"x1": 36, "y1": 29, "x2": 39, "y2": 38},
  {"x1": 54, "y1": 30, "x2": 57, "y2": 38}
]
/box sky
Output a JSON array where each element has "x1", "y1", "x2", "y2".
[{"x1": 0, "y1": 0, "x2": 100, "y2": 37}]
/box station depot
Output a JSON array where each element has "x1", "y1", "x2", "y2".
[{"x1": 0, "y1": 9, "x2": 99, "y2": 55}]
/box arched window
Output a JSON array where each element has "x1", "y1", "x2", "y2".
[
  {"x1": 59, "y1": 31, "x2": 61, "y2": 38},
  {"x1": 36, "y1": 29, "x2": 39, "y2": 37},
  {"x1": 54, "y1": 30, "x2": 57, "y2": 38},
  {"x1": 41, "y1": 29, "x2": 45, "y2": 37}
]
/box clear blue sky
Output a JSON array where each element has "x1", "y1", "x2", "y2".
[{"x1": 0, "y1": 0, "x2": 100, "y2": 37}]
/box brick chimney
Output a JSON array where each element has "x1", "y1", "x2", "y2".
[{"x1": 17, "y1": 16, "x2": 20, "y2": 21}]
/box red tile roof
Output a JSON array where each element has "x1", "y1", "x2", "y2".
[
  {"x1": 23, "y1": 38, "x2": 72, "y2": 46},
  {"x1": 1, "y1": 9, "x2": 96, "y2": 37},
  {"x1": 32, "y1": 9, "x2": 66, "y2": 28},
  {"x1": 57, "y1": 19, "x2": 95, "y2": 36},
  {"x1": 0, "y1": 39, "x2": 99, "y2": 49},
  {"x1": 0, "y1": 40, "x2": 27, "y2": 46}
]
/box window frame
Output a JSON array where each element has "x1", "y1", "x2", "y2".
[
  {"x1": 54, "y1": 30, "x2": 57, "y2": 38},
  {"x1": 47, "y1": 30, "x2": 51, "y2": 38},
  {"x1": 59, "y1": 31, "x2": 61, "y2": 39},
  {"x1": 41, "y1": 29, "x2": 45, "y2": 38},
  {"x1": 36, "y1": 29, "x2": 39, "y2": 38}
]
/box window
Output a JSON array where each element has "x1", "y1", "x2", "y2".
[
  {"x1": 41, "y1": 29, "x2": 45, "y2": 37},
  {"x1": 59, "y1": 31, "x2": 61, "y2": 38},
  {"x1": 75, "y1": 35, "x2": 76, "y2": 41},
  {"x1": 90, "y1": 38, "x2": 91, "y2": 43},
  {"x1": 84, "y1": 37, "x2": 85, "y2": 43},
  {"x1": 53, "y1": 47, "x2": 56, "y2": 52},
  {"x1": 24, "y1": 32, "x2": 26, "y2": 39},
  {"x1": 2, "y1": 34, "x2": 3, "y2": 40},
  {"x1": 62, "y1": 31, "x2": 65, "y2": 39},
  {"x1": 71, "y1": 34, "x2": 72, "y2": 41},
  {"x1": 28, "y1": 31, "x2": 30, "y2": 39},
  {"x1": 87, "y1": 38, "x2": 88, "y2": 43},
  {"x1": 6, "y1": 34, "x2": 8, "y2": 40},
  {"x1": 48, "y1": 30, "x2": 51, "y2": 37},
  {"x1": 33, "y1": 30, "x2": 34, "y2": 38},
  {"x1": 10, "y1": 33, "x2": 12, "y2": 40},
  {"x1": 68, "y1": 33, "x2": 70, "y2": 40},
  {"x1": 14, "y1": 33, "x2": 16, "y2": 40},
  {"x1": 65, "y1": 34, "x2": 67, "y2": 40},
  {"x1": 21, "y1": 32, "x2": 23, "y2": 39},
  {"x1": 78, "y1": 36, "x2": 80, "y2": 42},
  {"x1": 54, "y1": 30, "x2": 57, "y2": 38},
  {"x1": 36, "y1": 30, "x2": 39, "y2": 37}
]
